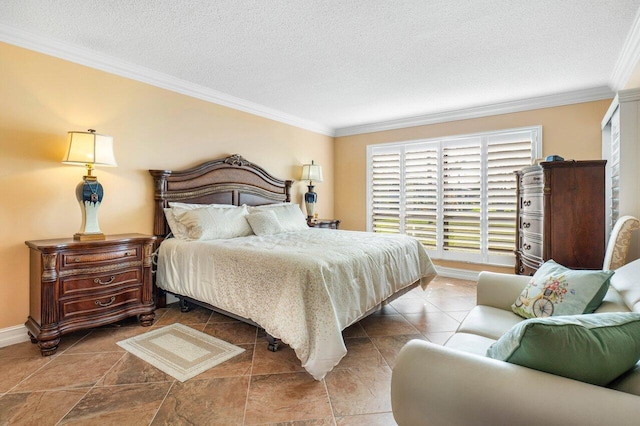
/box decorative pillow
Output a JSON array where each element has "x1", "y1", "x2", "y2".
[
  {"x1": 486, "y1": 312, "x2": 640, "y2": 386},
  {"x1": 248, "y1": 203, "x2": 308, "y2": 232},
  {"x1": 246, "y1": 210, "x2": 286, "y2": 236},
  {"x1": 511, "y1": 260, "x2": 613, "y2": 319},
  {"x1": 172, "y1": 204, "x2": 253, "y2": 240}
]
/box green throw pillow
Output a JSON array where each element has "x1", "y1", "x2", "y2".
[
  {"x1": 486, "y1": 313, "x2": 640, "y2": 385},
  {"x1": 512, "y1": 260, "x2": 613, "y2": 319}
]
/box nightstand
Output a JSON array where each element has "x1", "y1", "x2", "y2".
[
  {"x1": 307, "y1": 218, "x2": 341, "y2": 229},
  {"x1": 25, "y1": 233, "x2": 156, "y2": 356}
]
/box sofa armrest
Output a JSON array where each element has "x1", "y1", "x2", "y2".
[
  {"x1": 391, "y1": 340, "x2": 640, "y2": 426},
  {"x1": 476, "y1": 271, "x2": 530, "y2": 310}
]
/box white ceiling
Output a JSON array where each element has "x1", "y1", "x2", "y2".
[{"x1": 1, "y1": 1, "x2": 640, "y2": 136}]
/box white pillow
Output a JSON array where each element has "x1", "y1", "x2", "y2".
[
  {"x1": 163, "y1": 208, "x2": 190, "y2": 239},
  {"x1": 246, "y1": 210, "x2": 286, "y2": 236},
  {"x1": 248, "y1": 203, "x2": 308, "y2": 232},
  {"x1": 172, "y1": 204, "x2": 253, "y2": 240},
  {"x1": 164, "y1": 203, "x2": 237, "y2": 239}
]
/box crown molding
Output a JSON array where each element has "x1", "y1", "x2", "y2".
[
  {"x1": 0, "y1": 23, "x2": 334, "y2": 137},
  {"x1": 0, "y1": 23, "x2": 622, "y2": 139},
  {"x1": 610, "y1": 8, "x2": 640, "y2": 91},
  {"x1": 618, "y1": 87, "x2": 640, "y2": 103},
  {"x1": 334, "y1": 86, "x2": 614, "y2": 137}
]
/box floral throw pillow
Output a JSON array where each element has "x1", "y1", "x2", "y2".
[{"x1": 511, "y1": 260, "x2": 613, "y2": 319}]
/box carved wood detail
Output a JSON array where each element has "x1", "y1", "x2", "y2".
[
  {"x1": 143, "y1": 241, "x2": 153, "y2": 267},
  {"x1": 41, "y1": 253, "x2": 58, "y2": 282},
  {"x1": 224, "y1": 154, "x2": 249, "y2": 166},
  {"x1": 58, "y1": 261, "x2": 142, "y2": 278}
]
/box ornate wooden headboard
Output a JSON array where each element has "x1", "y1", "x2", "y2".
[{"x1": 149, "y1": 154, "x2": 293, "y2": 240}]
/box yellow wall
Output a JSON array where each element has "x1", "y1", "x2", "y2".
[
  {"x1": 0, "y1": 42, "x2": 334, "y2": 329},
  {"x1": 334, "y1": 100, "x2": 612, "y2": 232}
]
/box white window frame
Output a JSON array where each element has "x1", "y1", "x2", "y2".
[{"x1": 366, "y1": 126, "x2": 542, "y2": 267}]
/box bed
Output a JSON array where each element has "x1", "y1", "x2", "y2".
[{"x1": 150, "y1": 154, "x2": 437, "y2": 380}]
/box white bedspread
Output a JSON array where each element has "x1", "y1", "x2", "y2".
[{"x1": 156, "y1": 228, "x2": 436, "y2": 379}]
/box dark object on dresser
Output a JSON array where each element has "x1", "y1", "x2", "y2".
[
  {"x1": 25, "y1": 234, "x2": 156, "y2": 356},
  {"x1": 307, "y1": 218, "x2": 340, "y2": 229},
  {"x1": 515, "y1": 160, "x2": 606, "y2": 276}
]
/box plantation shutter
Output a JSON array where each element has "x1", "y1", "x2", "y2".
[
  {"x1": 486, "y1": 137, "x2": 533, "y2": 257},
  {"x1": 610, "y1": 110, "x2": 621, "y2": 226},
  {"x1": 442, "y1": 139, "x2": 482, "y2": 254},
  {"x1": 370, "y1": 150, "x2": 402, "y2": 234},
  {"x1": 367, "y1": 126, "x2": 538, "y2": 267},
  {"x1": 405, "y1": 147, "x2": 438, "y2": 249}
]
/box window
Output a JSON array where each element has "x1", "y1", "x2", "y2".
[{"x1": 367, "y1": 126, "x2": 541, "y2": 266}]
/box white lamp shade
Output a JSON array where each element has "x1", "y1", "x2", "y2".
[
  {"x1": 62, "y1": 130, "x2": 117, "y2": 167},
  {"x1": 301, "y1": 162, "x2": 323, "y2": 182}
]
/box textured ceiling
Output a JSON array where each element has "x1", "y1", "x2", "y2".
[{"x1": 1, "y1": 0, "x2": 639, "y2": 134}]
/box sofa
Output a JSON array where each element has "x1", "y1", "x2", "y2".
[{"x1": 391, "y1": 258, "x2": 640, "y2": 426}]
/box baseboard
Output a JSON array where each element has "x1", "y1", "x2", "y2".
[
  {"x1": 434, "y1": 266, "x2": 480, "y2": 282},
  {"x1": 0, "y1": 324, "x2": 30, "y2": 348}
]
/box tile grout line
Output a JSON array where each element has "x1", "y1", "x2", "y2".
[
  {"x1": 242, "y1": 326, "x2": 259, "y2": 425},
  {"x1": 147, "y1": 380, "x2": 177, "y2": 426},
  {"x1": 322, "y1": 376, "x2": 338, "y2": 426},
  {"x1": 55, "y1": 350, "x2": 129, "y2": 425},
  {"x1": 3, "y1": 328, "x2": 95, "y2": 396}
]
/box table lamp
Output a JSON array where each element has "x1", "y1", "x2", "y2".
[
  {"x1": 62, "y1": 129, "x2": 117, "y2": 240},
  {"x1": 300, "y1": 160, "x2": 323, "y2": 219}
]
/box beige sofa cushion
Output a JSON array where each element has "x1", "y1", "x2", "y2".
[
  {"x1": 596, "y1": 286, "x2": 632, "y2": 313},
  {"x1": 445, "y1": 333, "x2": 496, "y2": 356},
  {"x1": 456, "y1": 305, "x2": 523, "y2": 340}
]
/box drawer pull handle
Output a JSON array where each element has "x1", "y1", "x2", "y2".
[
  {"x1": 523, "y1": 243, "x2": 531, "y2": 251},
  {"x1": 523, "y1": 200, "x2": 531, "y2": 207},
  {"x1": 533, "y1": 176, "x2": 541, "y2": 181},
  {"x1": 74, "y1": 257, "x2": 81, "y2": 262},
  {"x1": 94, "y1": 275, "x2": 116, "y2": 285},
  {"x1": 523, "y1": 222, "x2": 531, "y2": 229},
  {"x1": 124, "y1": 251, "x2": 132, "y2": 257},
  {"x1": 95, "y1": 296, "x2": 116, "y2": 307}
]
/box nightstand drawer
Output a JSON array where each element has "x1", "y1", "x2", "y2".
[
  {"x1": 61, "y1": 286, "x2": 142, "y2": 320},
  {"x1": 61, "y1": 268, "x2": 142, "y2": 297},
  {"x1": 61, "y1": 246, "x2": 140, "y2": 269}
]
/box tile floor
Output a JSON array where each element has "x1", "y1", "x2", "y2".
[{"x1": 0, "y1": 276, "x2": 476, "y2": 425}]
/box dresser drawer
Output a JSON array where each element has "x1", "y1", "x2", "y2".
[
  {"x1": 518, "y1": 255, "x2": 541, "y2": 276},
  {"x1": 60, "y1": 286, "x2": 142, "y2": 320},
  {"x1": 520, "y1": 193, "x2": 543, "y2": 214},
  {"x1": 61, "y1": 246, "x2": 140, "y2": 269},
  {"x1": 60, "y1": 268, "x2": 141, "y2": 297},
  {"x1": 519, "y1": 215, "x2": 542, "y2": 235},
  {"x1": 521, "y1": 170, "x2": 543, "y2": 187},
  {"x1": 520, "y1": 234, "x2": 542, "y2": 260}
]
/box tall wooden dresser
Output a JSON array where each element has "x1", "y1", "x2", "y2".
[{"x1": 515, "y1": 160, "x2": 606, "y2": 275}]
